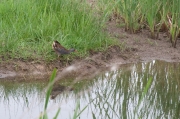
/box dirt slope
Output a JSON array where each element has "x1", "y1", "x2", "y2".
[{"x1": 1, "y1": 20, "x2": 180, "y2": 80}]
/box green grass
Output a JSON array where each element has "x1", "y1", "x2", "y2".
[
  {"x1": 40, "y1": 69, "x2": 57, "y2": 119},
  {"x1": 96, "y1": 0, "x2": 180, "y2": 47},
  {"x1": 0, "y1": 0, "x2": 113, "y2": 61},
  {"x1": 1, "y1": 0, "x2": 180, "y2": 62}
]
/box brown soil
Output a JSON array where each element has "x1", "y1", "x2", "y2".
[{"x1": 1, "y1": 19, "x2": 180, "y2": 80}]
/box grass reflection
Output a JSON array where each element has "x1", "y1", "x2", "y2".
[
  {"x1": 87, "y1": 60, "x2": 180, "y2": 119},
  {"x1": 1, "y1": 60, "x2": 180, "y2": 119}
]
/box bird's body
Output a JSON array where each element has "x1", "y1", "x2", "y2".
[{"x1": 52, "y1": 40, "x2": 76, "y2": 56}]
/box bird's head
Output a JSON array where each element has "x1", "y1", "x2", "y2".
[
  {"x1": 52, "y1": 41, "x2": 56, "y2": 49},
  {"x1": 54, "y1": 40, "x2": 60, "y2": 44},
  {"x1": 52, "y1": 40, "x2": 60, "y2": 49}
]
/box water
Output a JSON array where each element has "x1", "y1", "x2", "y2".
[{"x1": 0, "y1": 60, "x2": 180, "y2": 119}]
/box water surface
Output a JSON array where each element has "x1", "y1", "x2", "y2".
[{"x1": 1, "y1": 60, "x2": 180, "y2": 119}]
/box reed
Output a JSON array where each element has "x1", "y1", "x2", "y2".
[
  {"x1": 140, "y1": 0, "x2": 161, "y2": 38},
  {"x1": 96, "y1": 0, "x2": 180, "y2": 47},
  {"x1": 117, "y1": 0, "x2": 140, "y2": 33},
  {"x1": 168, "y1": 0, "x2": 180, "y2": 47}
]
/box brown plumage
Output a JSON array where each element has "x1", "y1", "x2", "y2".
[{"x1": 52, "y1": 40, "x2": 76, "y2": 56}]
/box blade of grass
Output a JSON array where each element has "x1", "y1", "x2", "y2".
[
  {"x1": 72, "y1": 97, "x2": 97, "y2": 119},
  {"x1": 44, "y1": 68, "x2": 57, "y2": 110},
  {"x1": 39, "y1": 68, "x2": 57, "y2": 119},
  {"x1": 53, "y1": 108, "x2": 61, "y2": 119},
  {"x1": 73, "y1": 99, "x2": 80, "y2": 119},
  {"x1": 75, "y1": 104, "x2": 88, "y2": 118}
]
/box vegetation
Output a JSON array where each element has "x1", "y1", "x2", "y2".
[
  {"x1": 0, "y1": 0, "x2": 113, "y2": 61},
  {"x1": 96, "y1": 0, "x2": 180, "y2": 47},
  {"x1": 40, "y1": 69, "x2": 57, "y2": 119},
  {"x1": 1, "y1": 0, "x2": 180, "y2": 62}
]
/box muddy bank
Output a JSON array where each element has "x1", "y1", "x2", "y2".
[
  {"x1": 0, "y1": 45, "x2": 135, "y2": 80},
  {"x1": 1, "y1": 20, "x2": 180, "y2": 80}
]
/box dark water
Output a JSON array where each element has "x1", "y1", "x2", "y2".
[{"x1": 1, "y1": 60, "x2": 180, "y2": 119}]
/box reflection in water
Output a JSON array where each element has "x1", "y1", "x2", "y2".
[
  {"x1": 0, "y1": 60, "x2": 180, "y2": 119},
  {"x1": 51, "y1": 84, "x2": 74, "y2": 99},
  {"x1": 0, "y1": 81, "x2": 47, "y2": 119}
]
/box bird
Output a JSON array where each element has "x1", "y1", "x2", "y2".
[{"x1": 52, "y1": 40, "x2": 76, "y2": 56}]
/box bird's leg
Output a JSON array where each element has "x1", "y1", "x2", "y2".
[
  {"x1": 58, "y1": 55, "x2": 61, "y2": 62},
  {"x1": 66, "y1": 57, "x2": 70, "y2": 66}
]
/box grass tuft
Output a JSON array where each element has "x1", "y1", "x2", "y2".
[
  {"x1": 0, "y1": 0, "x2": 113, "y2": 61},
  {"x1": 96, "y1": 0, "x2": 180, "y2": 47}
]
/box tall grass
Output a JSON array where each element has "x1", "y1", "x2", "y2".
[
  {"x1": 0, "y1": 0, "x2": 113, "y2": 61},
  {"x1": 97, "y1": 0, "x2": 180, "y2": 47},
  {"x1": 140, "y1": 0, "x2": 161, "y2": 38},
  {"x1": 168, "y1": 0, "x2": 180, "y2": 47},
  {"x1": 118, "y1": 0, "x2": 140, "y2": 33}
]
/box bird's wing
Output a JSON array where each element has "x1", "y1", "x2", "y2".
[
  {"x1": 55, "y1": 41, "x2": 68, "y2": 50},
  {"x1": 59, "y1": 44, "x2": 67, "y2": 50},
  {"x1": 56, "y1": 48, "x2": 69, "y2": 54}
]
